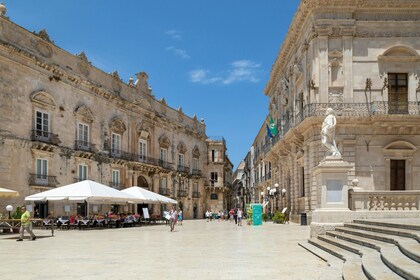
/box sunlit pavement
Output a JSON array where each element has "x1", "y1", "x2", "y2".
[{"x1": 0, "y1": 220, "x2": 337, "y2": 280}]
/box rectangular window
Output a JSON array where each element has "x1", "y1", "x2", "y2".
[
  {"x1": 193, "y1": 158, "x2": 199, "y2": 171},
  {"x1": 193, "y1": 182, "x2": 198, "y2": 193},
  {"x1": 77, "y1": 123, "x2": 89, "y2": 147},
  {"x1": 301, "y1": 167, "x2": 305, "y2": 197},
  {"x1": 139, "y1": 139, "x2": 147, "y2": 162},
  {"x1": 210, "y1": 172, "x2": 218, "y2": 186},
  {"x1": 111, "y1": 133, "x2": 121, "y2": 155},
  {"x1": 78, "y1": 164, "x2": 88, "y2": 181},
  {"x1": 178, "y1": 154, "x2": 184, "y2": 167},
  {"x1": 36, "y1": 158, "x2": 48, "y2": 179},
  {"x1": 160, "y1": 148, "x2": 167, "y2": 162},
  {"x1": 160, "y1": 177, "x2": 167, "y2": 194},
  {"x1": 211, "y1": 150, "x2": 216, "y2": 162},
  {"x1": 388, "y1": 73, "x2": 408, "y2": 114},
  {"x1": 112, "y1": 170, "x2": 120, "y2": 189},
  {"x1": 35, "y1": 111, "x2": 49, "y2": 132}
]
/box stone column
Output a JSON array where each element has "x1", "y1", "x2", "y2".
[
  {"x1": 342, "y1": 27, "x2": 355, "y2": 102},
  {"x1": 316, "y1": 26, "x2": 332, "y2": 103}
]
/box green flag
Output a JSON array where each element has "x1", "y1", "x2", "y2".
[{"x1": 269, "y1": 117, "x2": 278, "y2": 137}]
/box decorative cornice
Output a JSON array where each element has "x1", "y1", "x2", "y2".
[{"x1": 264, "y1": 0, "x2": 420, "y2": 96}]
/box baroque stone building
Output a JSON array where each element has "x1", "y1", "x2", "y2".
[
  {"x1": 0, "y1": 5, "x2": 231, "y2": 219},
  {"x1": 249, "y1": 0, "x2": 420, "y2": 223}
]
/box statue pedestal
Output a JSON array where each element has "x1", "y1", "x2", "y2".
[{"x1": 310, "y1": 157, "x2": 353, "y2": 237}]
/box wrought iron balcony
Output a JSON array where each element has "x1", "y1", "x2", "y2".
[
  {"x1": 75, "y1": 140, "x2": 96, "y2": 153},
  {"x1": 177, "y1": 165, "x2": 190, "y2": 174},
  {"x1": 191, "y1": 169, "x2": 202, "y2": 177},
  {"x1": 30, "y1": 130, "x2": 61, "y2": 145},
  {"x1": 192, "y1": 191, "x2": 201, "y2": 198},
  {"x1": 158, "y1": 159, "x2": 173, "y2": 170},
  {"x1": 29, "y1": 174, "x2": 59, "y2": 188},
  {"x1": 177, "y1": 190, "x2": 188, "y2": 197}
]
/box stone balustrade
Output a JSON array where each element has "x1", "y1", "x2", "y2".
[{"x1": 349, "y1": 189, "x2": 420, "y2": 211}]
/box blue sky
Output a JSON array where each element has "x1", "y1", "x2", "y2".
[{"x1": 6, "y1": 0, "x2": 300, "y2": 169}]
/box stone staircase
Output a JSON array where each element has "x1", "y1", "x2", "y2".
[{"x1": 299, "y1": 220, "x2": 420, "y2": 280}]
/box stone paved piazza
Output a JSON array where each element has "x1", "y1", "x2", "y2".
[{"x1": 0, "y1": 220, "x2": 338, "y2": 280}]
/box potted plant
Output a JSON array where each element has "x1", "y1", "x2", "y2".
[
  {"x1": 11, "y1": 207, "x2": 22, "y2": 233},
  {"x1": 272, "y1": 211, "x2": 285, "y2": 224},
  {"x1": 262, "y1": 213, "x2": 269, "y2": 222},
  {"x1": 246, "y1": 208, "x2": 253, "y2": 225}
]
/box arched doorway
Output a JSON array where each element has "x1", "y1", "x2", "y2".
[{"x1": 137, "y1": 176, "x2": 149, "y2": 189}]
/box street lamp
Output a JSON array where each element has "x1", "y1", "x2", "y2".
[{"x1": 6, "y1": 205, "x2": 13, "y2": 219}]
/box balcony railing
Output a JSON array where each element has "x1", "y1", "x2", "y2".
[
  {"x1": 159, "y1": 188, "x2": 170, "y2": 196},
  {"x1": 269, "y1": 101, "x2": 420, "y2": 148},
  {"x1": 177, "y1": 190, "x2": 188, "y2": 197},
  {"x1": 192, "y1": 191, "x2": 201, "y2": 198},
  {"x1": 210, "y1": 179, "x2": 219, "y2": 187},
  {"x1": 177, "y1": 165, "x2": 190, "y2": 174},
  {"x1": 108, "y1": 150, "x2": 174, "y2": 170},
  {"x1": 29, "y1": 174, "x2": 59, "y2": 187},
  {"x1": 31, "y1": 130, "x2": 61, "y2": 145},
  {"x1": 191, "y1": 169, "x2": 202, "y2": 177},
  {"x1": 349, "y1": 189, "x2": 420, "y2": 211},
  {"x1": 75, "y1": 140, "x2": 96, "y2": 153}
]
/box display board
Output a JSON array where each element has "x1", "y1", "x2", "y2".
[{"x1": 252, "y1": 204, "x2": 262, "y2": 226}]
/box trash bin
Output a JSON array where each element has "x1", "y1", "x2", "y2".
[{"x1": 300, "y1": 212, "x2": 307, "y2": 226}]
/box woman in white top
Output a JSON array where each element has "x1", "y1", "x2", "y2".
[{"x1": 237, "y1": 208, "x2": 243, "y2": 226}]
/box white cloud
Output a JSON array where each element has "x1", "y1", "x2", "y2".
[
  {"x1": 166, "y1": 46, "x2": 191, "y2": 59},
  {"x1": 165, "y1": 30, "x2": 182, "y2": 40},
  {"x1": 189, "y1": 60, "x2": 261, "y2": 85},
  {"x1": 223, "y1": 60, "x2": 261, "y2": 84},
  {"x1": 188, "y1": 69, "x2": 223, "y2": 84}
]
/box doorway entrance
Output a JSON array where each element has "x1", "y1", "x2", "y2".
[
  {"x1": 34, "y1": 201, "x2": 48, "y2": 218},
  {"x1": 390, "y1": 160, "x2": 405, "y2": 191}
]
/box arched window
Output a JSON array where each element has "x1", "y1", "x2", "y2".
[{"x1": 210, "y1": 193, "x2": 218, "y2": 200}]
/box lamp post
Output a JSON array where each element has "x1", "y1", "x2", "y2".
[
  {"x1": 274, "y1": 183, "x2": 279, "y2": 210},
  {"x1": 6, "y1": 205, "x2": 13, "y2": 219}
]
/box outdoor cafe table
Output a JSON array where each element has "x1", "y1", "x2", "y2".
[{"x1": 0, "y1": 218, "x2": 54, "y2": 236}]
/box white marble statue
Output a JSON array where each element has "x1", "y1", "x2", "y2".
[{"x1": 321, "y1": 108, "x2": 341, "y2": 158}]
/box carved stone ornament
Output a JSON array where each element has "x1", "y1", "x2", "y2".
[
  {"x1": 35, "y1": 40, "x2": 53, "y2": 58},
  {"x1": 177, "y1": 142, "x2": 187, "y2": 154},
  {"x1": 30, "y1": 91, "x2": 56, "y2": 110},
  {"x1": 281, "y1": 94, "x2": 288, "y2": 106},
  {"x1": 74, "y1": 105, "x2": 94, "y2": 123},
  {"x1": 112, "y1": 79, "x2": 122, "y2": 93},
  {"x1": 328, "y1": 91, "x2": 343, "y2": 103},
  {"x1": 192, "y1": 146, "x2": 200, "y2": 157},
  {"x1": 328, "y1": 49, "x2": 343, "y2": 59},
  {"x1": 158, "y1": 135, "x2": 171, "y2": 148},
  {"x1": 109, "y1": 118, "x2": 126, "y2": 134},
  {"x1": 37, "y1": 29, "x2": 53, "y2": 43}
]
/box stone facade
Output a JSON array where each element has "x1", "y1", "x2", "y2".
[
  {"x1": 204, "y1": 138, "x2": 233, "y2": 213},
  {"x1": 257, "y1": 0, "x2": 420, "y2": 223},
  {"x1": 0, "y1": 7, "x2": 228, "y2": 219}
]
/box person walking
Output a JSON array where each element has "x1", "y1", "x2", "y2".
[
  {"x1": 237, "y1": 208, "x2": 243, "y2": 227},
  {"x1": 177, "y1": 209, "x2": 183, "y2": 226},
  {"x1": 169, "y1": 207, "x2": 178, "y2": 232},
  {"x1": 233, "y1": 208, "x2": 238, "y2": 224},
  {"x1": 17, "y1": 206, "x2": 36, "y2": 241}
]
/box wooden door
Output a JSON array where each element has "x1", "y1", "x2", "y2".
[
  {"x1": 388, "y1": 73, "x2": 408, "y2": 114},
  {"x1": 390, "y1": 160, "x2": 405, "y2": 191}
]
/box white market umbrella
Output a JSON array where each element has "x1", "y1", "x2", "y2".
[
  {"x1": 25, "y1": 180, "x2": 141, "y2": 204},
  {"x1": 121, "y1": 186, "x2": 178, "y2": 204},
  {"x1": 0, "y1": 187, "x2": 19, "y2": 198}
]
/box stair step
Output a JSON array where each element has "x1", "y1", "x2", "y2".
[
  {"x1": 362, "y1": 251, "x2": 404, "y2": 280},
  {"x1": 345, "y1": 222, "x2": 420, "y2": 242},
  {"x1": 328, "y1": 231, "x2": 420, "y2": 279},
  {"x1": 327, "y1": 231, "x2": 382, "y2": 251},
  {"x1": 318, "y1": 235, "x2": 405, "y2": 280},
  {"x1": 354, "y1": 219, "x2": 420, "y2": 231},
  {"x1": 308, "y1": 238, "x2": 360, "y2": 261},
  {"x1": 308, "y1": 238, "x2": 366, "y2": 279},
  {"x1": 298, "y1": 241, "x2": 344, "y2": 264},
  {"x1": 336, "y1": 226, "x2": 420, "y2": 263},
  {"x1": 298, "y1": 242, "x2": 343, "y2": 280},
  {"x1": 381, "y1": 246, "x2": 420, "y2": 280},
  {"x1": 318, "y1": 235, "x2": 363, "y2": 256}
]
